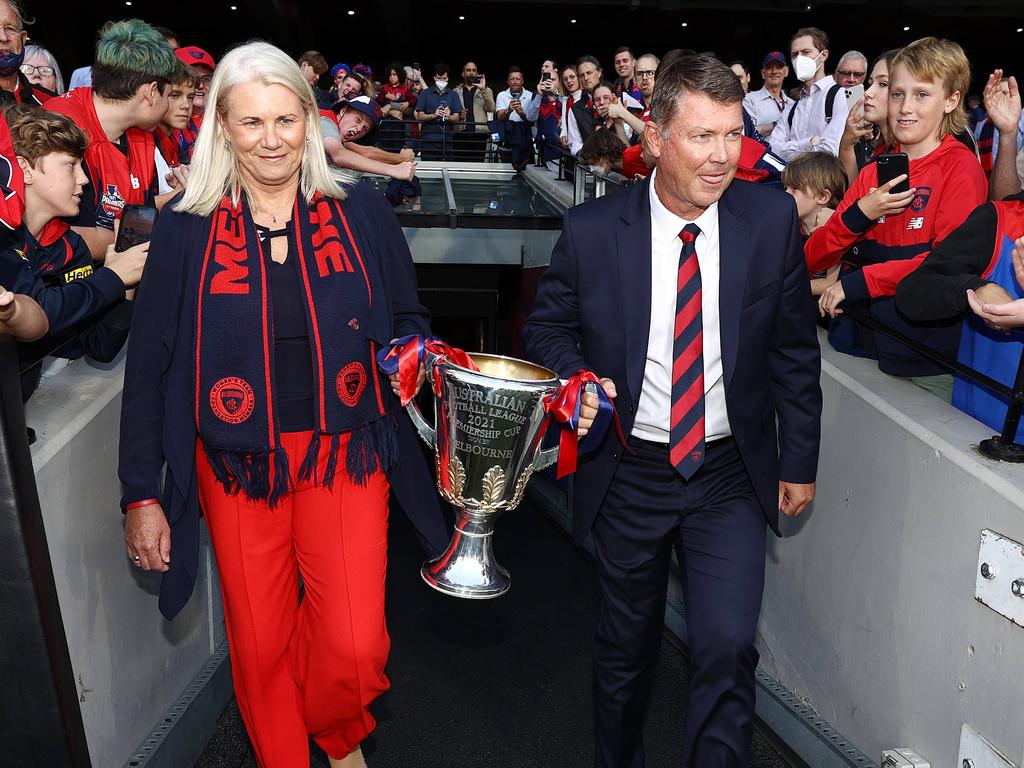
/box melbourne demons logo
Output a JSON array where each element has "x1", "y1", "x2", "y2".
[
  {"x1": 100, "y1": 184, "x2": 126, "y2": 218},
  {"x1": 209, "y1": 377, "x2": 255, "y2": 424},
  {"x1": 909, "y1": 186, "x2": 932, "y2": 213},
  {"x1": 336, "y1": 362, "x2": 366, "y2": 407}
]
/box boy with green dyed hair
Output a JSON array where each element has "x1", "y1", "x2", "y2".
[{"x1": 47, "y1": 19, "x2": 177, "y2": 260}]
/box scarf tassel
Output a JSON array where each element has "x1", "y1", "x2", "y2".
[
  {"x1": 346, "y1": 415, "x2": 400, "y2": 487},
  {"x1": 204, "y1": 443, "x2": 291, "y2": 508},
  {"x1": 297, "y1": 428, "x2": 322, "y2": 484}
]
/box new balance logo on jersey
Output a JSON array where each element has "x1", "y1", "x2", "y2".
[{"x1": 906, "y1": 217, "x2": 925, "y2": 230}]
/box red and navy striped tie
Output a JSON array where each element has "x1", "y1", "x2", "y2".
[{"x1": 670, "y1": 223, "x2": 705, "y2": 479}]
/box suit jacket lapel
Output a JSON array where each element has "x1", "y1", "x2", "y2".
[
  {"x1": 617, "y1": 177, "x2": 653, "y2": 409},
  {"x1": 717, "y1": 185, "x2": 750, "y2": 391}
]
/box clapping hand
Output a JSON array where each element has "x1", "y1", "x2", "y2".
[{"x1": 983, "y1": 69, "x2": 1022, "y2": 136}]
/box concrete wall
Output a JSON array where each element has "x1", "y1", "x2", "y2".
[
  {"x1": 26, "y1": 358, "x2": 225, "y2": 768},
  {"x1": 757, "y1": 331, "x2": 1024, "y2": 767}
]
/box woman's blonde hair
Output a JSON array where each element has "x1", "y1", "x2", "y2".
[
  {"x1": 175, "y1": 40, "x2": 345, "y2": 216},
  {"x1": 890, "y1": 37, "x2": 970, "y2": 140}
]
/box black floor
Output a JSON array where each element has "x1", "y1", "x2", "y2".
[{"x1": 196, "y1": 498, "x2": 792, "y2": 768}]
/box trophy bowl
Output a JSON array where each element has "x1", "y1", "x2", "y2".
[{"x1": 405, "y1": 352, "x2": 560, "y2": 598}]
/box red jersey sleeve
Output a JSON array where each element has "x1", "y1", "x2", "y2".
[{"x1": 620, "y1": 144, "x2": 649, "y2": 179}]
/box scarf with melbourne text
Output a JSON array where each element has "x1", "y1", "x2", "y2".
[{"x1": 195, "y1": 191, "x2": 396, "y2": 505}]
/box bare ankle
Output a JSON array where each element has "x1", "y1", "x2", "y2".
[{"x1": 328, "y1": 746, "x2": 366, "y2": 768}]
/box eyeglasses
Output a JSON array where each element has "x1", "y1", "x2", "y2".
[
  {"x1": 636, "y1": 70, "x2": 656, "y2": 79},
  {"x1": 0, "y1": 24, "x2": 23, "y2": 38},
  {"x1": 20, "y1": 64, "x2": 54, "y2": 77},
  {"x1": 836, "y1": 69, "x2": 865, "y2": 79},
  {"x1": 198, "y1": 75, "x2": 213, "y2": 87}
]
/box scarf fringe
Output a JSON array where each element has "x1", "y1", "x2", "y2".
[
  {"x1": 346, "y1": 414, "x2": 399, "y2": 486},
  {"x1": 297, "y1": 428, "x2": 322, "y2": 484},
  {"x1": 204, "y1": 443, "x2": 291, "y2": 508}
]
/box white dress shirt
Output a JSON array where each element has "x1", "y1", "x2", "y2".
[
  {"x1": 742, "y1": 85, "x2": 794, "y2": 138},
  {"x1": 560, "y1": 89, "x2": 583, "y2": 141},
  {"x1": 495, "y1": 88, "x2": 540, "y2": 123},
  {"x1": 632, "y1": 169, "x2": 731, "y2": 444},
  {"x1": 768, "y1": 74, "x2": 849, "y2": 161}
]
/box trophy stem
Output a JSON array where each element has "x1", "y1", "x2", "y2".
[{"x1": 420, "y1": 509, "x2": 511, "y2": 599}]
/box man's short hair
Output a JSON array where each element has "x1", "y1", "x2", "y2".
[
  {"x1": 837, "y1": 50, "x2": 867, "y2": 68},
  {"x1": 636, "y1": 53, "x2": 660, "y2": 68},
  {"x1": 433, "y1": 61, "x2": 450, "y2": 77},
  {"x1": 891, "y1": 36, "x2": 971, "y2": 139},
  {"x1": 593, "y1": 81, "x2": 617, "y2": 96},
  {"x1": 781, "y1": 152, "x2": 848, "y2": 209},
  {"x1": 298, "y1": 50, "x2": 328, "y2": 75},
  {"x1": 92, "y1": 19, "x2": 177, "y2": 101},
  {"x1": 579, "y1": 128, "x2": 626, "y2": 167},
  {"x1": 789, "y1": 27, "x2": 829, "y2": 53},
  {"x1": 649, "y1": 53, "x2": 744, "y2": 134},
  {"x1": 4, "y1": 103, "x2": 87, "y2": 167},
  {"x1": 508, "y1": 65, "x2": 523, "y2": 76},
  {"x1": 614, "y1": 46, "x2": 633, "y2": 58},
  {"x1": 151, "y1": 25, "x2": 178, "y2": 45},
  {"x1": 577, "y1": 55, "x2": 602, "y2": 72}
]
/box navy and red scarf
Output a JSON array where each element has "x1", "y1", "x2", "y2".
[{"x1": 195, "y1": 192, "x2": 396, "y2": 505}]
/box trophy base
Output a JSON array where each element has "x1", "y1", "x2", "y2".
[{"x1": 420, "y1": 524, "x2": 511, "y2": 599}]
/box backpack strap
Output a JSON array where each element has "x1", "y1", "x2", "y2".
[{"x1": 824, "y1": 82, "x2": 842, "y2": 124}]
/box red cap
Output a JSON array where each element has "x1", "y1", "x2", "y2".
[{"x1": 176, "y1": 46, "x2": 215, "y2": 72}]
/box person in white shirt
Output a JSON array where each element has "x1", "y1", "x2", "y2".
[
  {"x1": 495, "y1": 65, "x2": 540, "y2": 169},
  {"x1": 769, "y1": 26, "x2": 850, "y2": 161},
  {"x1": 743, "y1": 51, "x2": 795, "y2": 139},
  {"x1": 559, "y1": 64, "x2": 583, "y2": 149}
]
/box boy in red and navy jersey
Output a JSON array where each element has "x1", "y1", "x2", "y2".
[
  {"x1": 811, "y1": 37, "x2": 987, "y2": 386},
  {"x1": 172, "y1": 45, "x2": 215, "y2": 162},
  {"x1": 0, "y1": 105, "x2": 150, "y2": 399},
  {"x1": 47, "y1": 20, "x2": 177, "y2": 260},
  {"x1": 155, "y1": 60, "x2": 198, "y2": 168}
]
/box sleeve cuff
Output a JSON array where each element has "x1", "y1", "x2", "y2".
[
  {"x1": 90, "y1": 266, "x2": 127, "y2": 302},
  {"x1": 840, "y1": 269, "x2": 870, "y2": 301},
  {"x1": 841, "y1": 201, "x2": 874, "y2": 234},
  {"x1": 954, "y1": 278, "x2": 994, "y2": 312}
]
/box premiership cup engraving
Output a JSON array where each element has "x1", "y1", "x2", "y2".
[{"x1": 405, "y1": 352, "x2": 560, "y2": 598}]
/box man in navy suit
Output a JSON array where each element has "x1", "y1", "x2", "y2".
[{"x1": 523, "y1": 52, "x2": 822, "y2": 768}]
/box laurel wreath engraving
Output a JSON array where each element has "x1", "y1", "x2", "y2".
[
  {"x1": 481, "y1": 466, "x2": 506, "y2": 507},
  {"x1": 448, "y1": 455, "x2": 467, "y2": 498},
  {"x1": 434, "y1": 455, "x2": 534, "y2": 514}
]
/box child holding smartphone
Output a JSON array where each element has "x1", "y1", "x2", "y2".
[{"x1": 807, "y1": 37, "x2": 987, "y2": 396}]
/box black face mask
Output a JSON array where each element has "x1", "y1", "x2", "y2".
[{"x1": 0, "y1": 48, "x2": 24, "y2": 78}]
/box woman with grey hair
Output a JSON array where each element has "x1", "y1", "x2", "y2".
[
  {"x1": 21, "y1": 44, "x2": 64, "y2": 94},
  {"x1": 119, "y1": 40, "x2": 444, "y2": 768}
]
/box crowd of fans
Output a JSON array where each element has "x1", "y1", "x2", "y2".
[{"x1": 1, "y1": 0, "x2": 1024, "y2": 444}]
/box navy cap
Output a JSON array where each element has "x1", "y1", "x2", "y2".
[
  {"x1": 332, "y1": 95, "x2": 384, "y2": 127},
  {"x1": 762, "y1": 51, "x2": 787, "y2": 68}
]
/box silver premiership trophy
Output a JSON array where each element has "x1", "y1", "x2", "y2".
[{"x1": 405, "y1": 352, "x2": 562, "y2": 599}]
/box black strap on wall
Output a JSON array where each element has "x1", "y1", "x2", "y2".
[{"x1": 0, "y1": 336, "x2": 91, "y2": 766}]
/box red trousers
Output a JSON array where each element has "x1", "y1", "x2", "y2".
[{"x1": 197, "y1": 431, "x2": 391, "y2": 766}]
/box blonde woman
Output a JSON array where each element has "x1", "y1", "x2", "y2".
[{"x1": 119, "y1": 40, "x2": 444, "y2": 768}]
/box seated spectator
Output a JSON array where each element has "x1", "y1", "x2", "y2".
[
  {"x1": 895, "y1": 194, "x2": 1024, "y2": 442},
  {"x1": 21, "y1": 44, "x2": 64, "y2": 96},
  {"x1": 838, "y1": 49, "x2": 897, "y2": 182},
  {"x1": 834, "y1": 51, "x2": 868, "y2": 87},
  {"x1": 612, "y1": 47, "x2": 643, "y2": 105},
  {"x1": 0, "y1": 0, "x2": 54, "y2": 105},
  {"x1": 172, "y1": 45, "x2": 214, "y2": 162},
  {"x1": 0, "y1": 287, "x2": 47, "y2": 341},
  {"x1": 48, "y1": 20, "x2": 176, "y2": 261},
  {"x1": 321, "y1": 96, "x2": 414, "y2": 180},
  {"x1": 729, "y1": 61, "x2": 751, "y2": 94},
  {"x1": 811, "y1": 37, "x2": 987, "y2": 399},
  {"x1": 455, "y1": 61, "x2": 494, "y2": 162},
  {"x1": 578, "y1": 129, "x2": 627, "y2": 180},
  {"x1": 414, "y1": 62, "x2": 463, "y2": 161},
  {"x1": 743, "y1": 52, "x2": 794, "y2": 139},
  {"x1": 494, "y1": 65, "x2": 539, "y2": 170},
  {"x1": 298, "y1": 50, "x2": 331, "y2": 108},
  {"x1": 770, "y1": 26, "x2": 850, "y2": 161},
  {"x1": 154, "y1": 59, "x2": 197, "y2": 170},
  {"x1": 0, "y1": 104, "x2": 149, "y2": 399}
]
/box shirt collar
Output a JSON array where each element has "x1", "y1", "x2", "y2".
[{"x1": 648, "y1": 168, "x2": 719, "y2": 244}]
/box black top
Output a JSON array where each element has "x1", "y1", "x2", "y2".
[
  {"x1": 260, "y1": 222, "x2": 315, "y2": 432},
  {"x1": 895, "y1": 191, "x2": 1024, "y2": 322}
]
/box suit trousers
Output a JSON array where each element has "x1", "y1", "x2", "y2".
[
  {"x1": 591, "y1": 436, "x2": 767, "y2": 768},
  {"x1": 196, "y1": 431, "x2": 391, "y2": 767}
]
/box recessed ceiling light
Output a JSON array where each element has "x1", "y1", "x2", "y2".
[
  {"x1": 570, "y1": 18, "x2": 576, "y2": 23},
  {"x1": 1018, "y1": 27, "x2": 1023, "y2": 32},
  {"x1": 903, "y1": 25, "x2": 910, "y2": 30},
  {"x1": 347, "y1": 9, "x2": 355, "y2": 15},
  {"x1": 230, "y1": 4, "x2": 237, "y2": 8},
  {"x1": 458, "y1": 15, "x2": 465, "y2": 20},
  {"x1": 681, "y1": 22, "x2": 688, "y2": 27},
  {"x1": 124, "y1": 0, "x2": 131, "y2": 5}
]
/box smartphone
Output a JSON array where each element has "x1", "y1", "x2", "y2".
[
  {"x1": 844, "y1": 83, "x2": 864, "y2": 114},
  {"x1": 114, "y1": 204, "x2": 158, "y2": 251},
  {"x1": 541, "y1": 72, "x2": 552, "y2": 81},
  {"x1": 875, "y1": 152, "x2": 910, "y2": 195},
  {"x1": 466, "y1": 75, "x2": 480, "y2": 85}
]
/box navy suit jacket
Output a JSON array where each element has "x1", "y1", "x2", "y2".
[{"x1": 522, "y1": 176, "x2": 822, "y2": 542}]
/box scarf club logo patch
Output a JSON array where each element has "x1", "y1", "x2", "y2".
[
  {"x1": 210, "y1": 377, "x2": 255, "y2": 424},
  {"x1": 336, "y1": 362, "x2": 366, "y2": 407}
]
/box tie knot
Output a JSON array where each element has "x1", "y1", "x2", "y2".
[{"x1": 679, "y1": 223, "x2": 701, "y2": 244}]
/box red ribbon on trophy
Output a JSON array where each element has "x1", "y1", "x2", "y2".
[
  {"x1": 377, "y1": 335, "x2": 480, "y2": 405},
  {"x1": 541, "y1": 370, "x2": 628, "y2": 479}
]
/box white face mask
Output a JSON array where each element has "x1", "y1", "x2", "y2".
[
  {"x1": 434, "y1": 79, "x2": 447, "y2": 92},
  {"x1": 792, "y1": 52, "x2": 822, "y2": 82}
]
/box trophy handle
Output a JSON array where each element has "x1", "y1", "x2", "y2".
[
  {"x1": 402, "y1": 350, "x2": 444, "y2": 449},
  {"x1": 533, "y1": 381, "x2": 599, "y2": 471}
]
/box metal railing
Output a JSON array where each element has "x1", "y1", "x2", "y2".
[{"x1": 837, "y1": 255, "x2": 1024, "y2": 462}]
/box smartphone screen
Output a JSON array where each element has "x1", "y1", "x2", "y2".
[
  {"x1": 542, "y1": 72, "x2": 552, "y2": 81},
  {"x1": 875, "y1": 153, "x2": 910, "y2": 195},
  {"x1": 114, "y1": 205, "x2": 158, "y2": 252}
]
